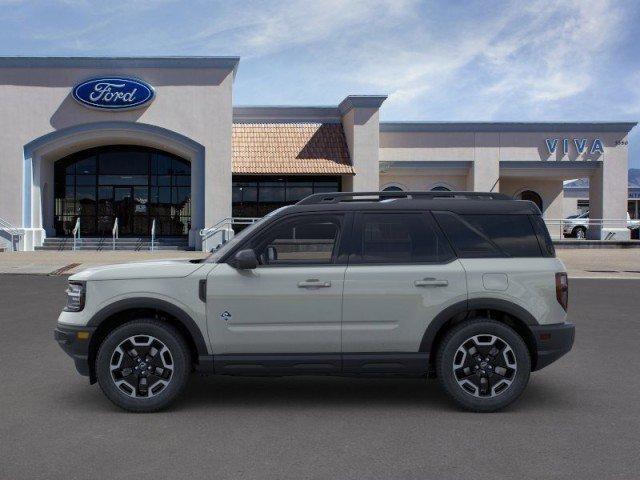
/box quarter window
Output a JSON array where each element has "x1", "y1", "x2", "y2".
[
  {"x1": 253, "y1": 216, "x2": 342, "y2": 265},
  {"x1": 355, "y1": 213, "x2": 453, "y2": 264},
  {"x1": 462, "y1": 214, "x2": 542, "y2": 257}
]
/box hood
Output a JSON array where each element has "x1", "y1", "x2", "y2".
[{"x1": 69, "y1": 259, "x2": 205, "y2": 281}]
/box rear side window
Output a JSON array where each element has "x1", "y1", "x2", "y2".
[
  {"x1": 432, "y1": 211, "x2": 501, "y2": 258},
  {"x1": 353, "y1": 212, "x2": 454, "y2": 264},
  {"x1": 530, "y1": 214, "x2": 556, "y2": 257},
  {"x1": 462, "y1": 214, "x2": 542, "y2": 257},
  {"x1": 433, "y1": 212, "x2": 544, "y2": 258}
]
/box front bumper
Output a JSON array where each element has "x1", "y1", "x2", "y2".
[
  {"x1": 531, "y1": 322, "x2": 575, "y2": 371},
  {"x1": 54, "y1": 324, "x2": 96, "y2": 377}
]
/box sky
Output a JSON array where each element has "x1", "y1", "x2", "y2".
[{"x1": 1, "y1": 0, "x2": 639, "y2": 167}]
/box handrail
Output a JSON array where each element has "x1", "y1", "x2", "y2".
[
  {"x1": 0, "y1": 217, "x2": 24, "y2": 252},
  {"x1": 72, "y1": 218, "x2": 81, "y2": 251},
  {"x1": 150, "y1": 218, "x2": 156, "y2": 252},
  {"x1": 112, "y1": 218, "x2": 119, "y2": 251},
  {"x1": 200, "y1": 217, "x2": 261, "y2": 241},
  {"x1": 545, "y1": 218, "x2": 639, "y2": 240},
  {"x1": 199, "y1": 217, "x2": 261, "y2": 251}
]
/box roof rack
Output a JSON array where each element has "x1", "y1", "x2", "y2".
[{"x1": 296, "y1": 191, "x2": 511, "y2": 205}]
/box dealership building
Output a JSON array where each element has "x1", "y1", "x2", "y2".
[{"x1": 0, "y1": 56, "x2": 636, "y2": 250}]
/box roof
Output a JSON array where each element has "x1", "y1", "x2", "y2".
[
  {"x1": 0, "y1": 56, "x2": 240, "y2": 74},
  {"x1": 380, "y1": 121, "x2": 638, "y2": 133},
  {"x1": 232, "y1": 123, "x2": 354, "y2": 175},
  {"x1": 564, "y1": 169, "x2": 640, "y2": 189}
]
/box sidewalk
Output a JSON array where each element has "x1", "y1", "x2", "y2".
[{"x1": 0, "y1": 248, "x2": 638, "y2": 278}]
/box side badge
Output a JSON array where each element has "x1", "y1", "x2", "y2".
[{"x1": 220, "y1": 311, "x2": 232, "y2": 322}]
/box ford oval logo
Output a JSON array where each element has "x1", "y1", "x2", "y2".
[{"x1": 72, "y1": 77, "x2": 155, "y2": 110}]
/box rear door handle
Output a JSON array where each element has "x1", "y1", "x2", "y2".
[
  {"x1": 414, "y1": 278, "x2": 449, "y2": 287},
  {"x1": 298, "y1": 279, "x2": 331, "y2": 288}
]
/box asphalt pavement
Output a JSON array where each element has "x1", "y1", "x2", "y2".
[{"x1": 0, "y1": 275, "x2": 639, "y2": 480}]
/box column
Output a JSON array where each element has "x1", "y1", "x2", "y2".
[{"x1": 340, "y1": 95, "x2": 387, "y2": 192}]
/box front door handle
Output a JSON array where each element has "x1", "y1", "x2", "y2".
[
  {"x1": 298, "y1": 279, "x2": 331, "y2": 288},
  {"x1": 414, "y1": 278, "x2": 449, "y2": 287}
]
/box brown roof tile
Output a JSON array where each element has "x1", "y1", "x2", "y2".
[{"x1": 232, "y1": 123, "x2": 354, "y2": 175}]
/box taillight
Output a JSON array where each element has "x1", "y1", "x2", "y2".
[{"x1": 555, "y1": 272, "x2": 568, "y2": 311}]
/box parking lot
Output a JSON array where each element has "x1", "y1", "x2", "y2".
[{"x1": 1, "y1": 275, "x2": 639, "y2": 480}]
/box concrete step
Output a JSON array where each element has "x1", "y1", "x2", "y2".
[
  {"x1": 35, "y1": 245, "x2": 185, "y2": 251},
  {"x1": 37, "y1": 237, "x2": 190, "y2": 251}
]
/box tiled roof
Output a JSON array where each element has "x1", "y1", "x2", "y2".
[{"x1": 232, "y1": 123, "x2": 354, "y2": 175}]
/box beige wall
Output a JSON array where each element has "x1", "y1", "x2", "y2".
[
  {"x1": 380, "y1": 174, "x2": 467, "y2": 191},
  {"x1": 0, "y1": 61, "x2": 235, "y2": 249}
]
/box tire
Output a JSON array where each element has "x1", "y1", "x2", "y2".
[
  {"x1": 96, "y1": 319, "x2": 191, "y2": 412},
  {"x1": 436, "y1": 319, "x2": 531, "y2": 412},
  {"x1": 574, "y1": 226, "x2": 586, "y2": 239}
]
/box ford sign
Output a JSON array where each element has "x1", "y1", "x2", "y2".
[{"x1": 72, "y1": 77, "x2": 155, "y2": 110}]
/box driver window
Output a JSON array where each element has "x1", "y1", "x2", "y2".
[{"x1": 254, "y1": 216, "x2": 341, "y2": 265}]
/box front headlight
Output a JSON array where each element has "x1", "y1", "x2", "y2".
[{"x1": 64, "y1": 282, "x2": 85, "y2": 312}]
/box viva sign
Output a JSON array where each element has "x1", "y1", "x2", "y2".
[
  {"x1": 545, "y1": 137, "x2": 604, "y2": 156},
  {"x1": 72, "y1": 77, "x2": 155, "y2": 110}
]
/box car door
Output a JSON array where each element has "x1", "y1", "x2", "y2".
[
  {"x1": 206, "y1": 212, "x2": 349, "y2": 361},
  {"x1": 341, "y1": 211, "x2": 467, "y2": 370}
]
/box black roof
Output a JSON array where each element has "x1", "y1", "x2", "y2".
[{"x1": 276, "y1": 191, "x2": 541, "y2": 216}]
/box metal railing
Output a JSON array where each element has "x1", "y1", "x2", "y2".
[
  {"x1": 200, "y1": 217, "x2": 261, "y2": 251},
  {"x1": 72, "y1": 218, "x2": 81, "y2": 251},
  {"x1": 0, "y1": 217, "x2": 24, "y2": 252},
  {"x1": 545, "y1": 218, "x2": 639, "y2": 240},
  {"x1": 112, "y1": 218, "x2": 119, "y2": 251},
  {"x1": 150, "y1": 218, "x2": 156, "y2": 252}
]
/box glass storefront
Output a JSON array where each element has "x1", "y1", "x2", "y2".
[
  {"x1": 54, "y1": 146, "x2": 191, "y2": 237},
  {"x1": 232, "y1": 176, "x2": 341, "y2": 217}
]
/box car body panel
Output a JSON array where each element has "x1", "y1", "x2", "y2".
[
  {"x1": 206, "y1": 262, "x2": 345, "y2": 354},
  {"x1": 460, "y1": 257, "x2": 567, "y2": 326},
  {"x1": 341, "y1": 260, "x2": 468, "y2": 352}
]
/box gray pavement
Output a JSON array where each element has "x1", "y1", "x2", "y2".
[{"x1": 0, "y1": 275, "x2": 639, "y2": 479}]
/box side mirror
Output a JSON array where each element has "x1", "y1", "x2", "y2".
[{"x1": 231, "y1": 249, "x2": 258, "y2": 270}]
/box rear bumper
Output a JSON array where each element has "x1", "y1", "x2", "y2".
[
  {"x1": 531, "y1": 322, "x2": 575, "y2": 371},
  {"x1": 54, "y1": 324, "x2": 96, "y2": 377}
]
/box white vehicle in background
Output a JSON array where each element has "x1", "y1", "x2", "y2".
[{"x1": 563, "y1": 211, "x2": 640, "y2": 239}]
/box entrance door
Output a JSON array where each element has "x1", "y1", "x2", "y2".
[{"x1": 112, "y1": 187, "x2": 149, "y2": 236}]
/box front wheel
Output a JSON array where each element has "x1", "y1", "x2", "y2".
[
  {"x1": 96, "y1": 319, "x2": 191, "y2": 412},
  {"x1": 436, "y1": 319, "x2": 531, "y2": 412}
]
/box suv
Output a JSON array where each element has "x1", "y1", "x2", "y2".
[{"x1": 55, "y1": 191, "x2": 574, "y2": 413}]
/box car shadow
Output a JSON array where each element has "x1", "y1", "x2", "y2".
[{"x1": 54, "y1": 374, "x2": 573, "y2": 414}]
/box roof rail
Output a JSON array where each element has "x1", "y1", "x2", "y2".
[{"x1": 296, "y1": 191, "x2": 511, "y2": 205}]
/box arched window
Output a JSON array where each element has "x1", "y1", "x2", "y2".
[
  {"x1": 430, "y1": 185, "x2": 451, "y2": 192},
  {"x1": 382, "y1": 185, "x2": 404, "y2": 192},
  {"x1": 516, "y1": 190, "x2": 543, "y2": 211},
  {"x1": 54, "y1": 145, "x2": 191, "y2": 237}
]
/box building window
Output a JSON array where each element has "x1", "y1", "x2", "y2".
[
  {"x1": 516, "y1": 190, "x2": 543, "y2": 211},
  {"x1": 232, "y1": 176, "x2": 341, "y2": 218},
  {"x1": 430, "y1": 185, "x2": 452, "y2": 192},
  {"x1": 54, "y1": 146, "x2": 190, "y2": 237},
  {"x1": 382, "y1": 185, "x2": 404, "y2": 192},
  {"x1": 577, "y1": 200, "x2": 590, "y2": 214}
]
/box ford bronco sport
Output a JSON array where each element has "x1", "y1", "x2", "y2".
[{"x1": 55, "y1": 191, "x2": 574, "y2": 412}]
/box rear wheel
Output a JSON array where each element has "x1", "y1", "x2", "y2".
[
  {"x1": 96, "y1": 319, "x2": 191, "y2": 412},
  {"x1": 436, "y1": 319, "x2": 530, "y2": 412},
  {"x1": 574, "y1": 226, "x2": 586, "y2": 239}
]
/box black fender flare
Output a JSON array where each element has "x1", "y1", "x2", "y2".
[
  {"x1": 419, "y1": 298, "x2": 538, "y2": 353},
  {"x1": 87, "y1": 297, "x2": 209, "y2": 355}
]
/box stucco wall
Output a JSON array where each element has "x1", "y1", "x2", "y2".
[{"x1": 0, "y1": 62, "x2": 235, "y2": 243}]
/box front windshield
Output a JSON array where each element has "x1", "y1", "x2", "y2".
[{"x1": 206, "y1": 206, "x2": 291, "y2": 262}]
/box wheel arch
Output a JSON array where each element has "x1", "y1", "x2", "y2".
[
  {"x1": 86, "y1": 298, "x2": 208, "y2": 383},
  {"x1": 421, "y1": 299, "x2": 539, "y2": 372}
]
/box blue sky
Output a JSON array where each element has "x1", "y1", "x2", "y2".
[{"x1": 2, "y1": 0, "x2": 639, "y2": 167}]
